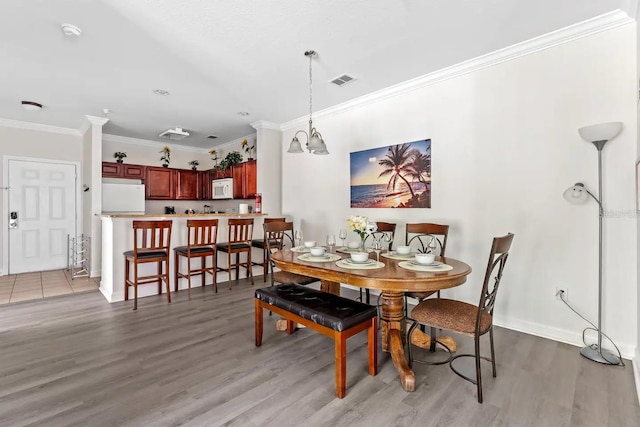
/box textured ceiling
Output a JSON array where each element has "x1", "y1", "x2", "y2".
[{"x1": 0, "y1": 0, "x2": 630, "y2": 148}]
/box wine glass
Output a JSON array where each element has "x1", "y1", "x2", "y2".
[
  {"x1": 427, "y1": 235, "x2": 438, "y2": 254},
  {"x1": 339, "y1": 229, "x2": 347, "y2": 248},
  {"x1": 326, "y1": 234, "x2": 336, "y2": 253},
  {"x1": 294, "y1": 230, "x2": 303, "y2": 249},
  {"x1": 372, "y1": 239, "x2": 383, "y2": 263}
]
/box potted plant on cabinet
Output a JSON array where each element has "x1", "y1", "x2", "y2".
[
  {"x1": 159, "y1": 146, "x2": 171, "y2": 167},
  {"x1": 218, "y1": 151, "x2": 243, "y2": 174},
  {"x1": 188, "y1": 160, "x2": 199, "y2": 171},
  {"x1": 241, "y1": 138, "x2": 255, "y2": 160},
  {"x1": 114, "y1": 152, "x2": 127, "y2": 163}
]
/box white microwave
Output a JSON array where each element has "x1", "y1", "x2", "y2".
[{"x1": 212, "y1": 178, "x2": 233, "y2": 199}]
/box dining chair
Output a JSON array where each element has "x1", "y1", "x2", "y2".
[
  {"x1": 173, "y1": 219, "x2": 219, "y2": 299},
  {"x1": 404, "y1": 223, "x2": 449, "y2": 303},
  {"x1": 216, "y1": 218, "x2": 254, "y2": 289},
  {"x1": 407, "y1": 233, "x2": 515, "y2": 403},
  {"x1": 360, "y1": 221, "x2": 397, "y2": 304},
  {"x1": 251, "y1": 217, "x2": 286, "y2": 281},
  {"x1": 263, "y1": 221, "x2": 318, "y2": 287},
  {"x1": 124, "y1": 220, "x2": 172, "y2": 310}
]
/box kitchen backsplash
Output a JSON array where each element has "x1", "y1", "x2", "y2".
[{"x1": 145, "y1": 199, "x2": 255, "y2": 215}]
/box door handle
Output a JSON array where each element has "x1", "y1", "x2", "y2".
[{"x1": 9, "y1": 211, "x2": 17, "y2": 229}]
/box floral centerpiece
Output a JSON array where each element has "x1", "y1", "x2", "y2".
[
  {"x1": 160, "y1": 146, "x2": 171, "y2": 167},
  {"x1": 241, "y1": 138, "x2": 255, "y2": 160},
  {"x1": 348, "y1": 215, "x2": 377, "y2": 251}
]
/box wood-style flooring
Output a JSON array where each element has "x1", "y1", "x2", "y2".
[{"x1": 0, "y1": 277, "x2": 638, "y2": 426}]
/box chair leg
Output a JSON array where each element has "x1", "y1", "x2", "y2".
[
  {"x1": 124, "y1": 258, "x2": 129, "y2": 301},
  {"x1": 174, "y1": 252, "x2": 180, "y2": 292},
  {"x1": 407, "y1": 321, "x2": 420, "y2": 368},
  {"x1": 429, "y1": 327, "x2": 437, "y2": 352},
  {"x1": 187, "y1": 256, "x2": 192, "y2": 300},
  {"x1": 133, "y1": 262, "x2": 139, "y2": 310},
  {"x1": 212, "y1": 253, "x2": 218, "y2": 293},
  {"x1": 335, "y1": 331, "x2": 347, "y2": 398},
  {"x1": 157, "y1": 262, "x2": 162, "y2": 295},
  {"x1": 247, "y1": 250, "x2": 254, "y2": 286},
  {"x1": 263, "y1": 247, "x2": 268, "y2": 282},
  {"x1": 254, "y1": 300, "x2": 263, "y2": 346},
  {"x1": 165, "y1": 260, "x2": 171, "y2": 304},
  {"x1": 228, "y1": 252, "x2": 233, "y2": 286},
  {"x1": 368, "y1": 317, "x2": 378, "y2": 376},
  {"x1": 235, "y1": 252, "x2": 240, "y2": 280},
  {"x1": 475, "y1": 335, "x2": 483, "y2": 403},
  {"x1": 489, "y1": 327, "x2": 497, "y2": 377}
]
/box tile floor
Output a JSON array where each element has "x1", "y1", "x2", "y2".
[{"x1": 0, "y1": 269, "x2": 100, "y2": 305}]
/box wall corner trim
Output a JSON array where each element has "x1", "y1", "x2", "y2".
[
  {"x1": 0, "y1": 118, "x2": 82, "y2": 136},
  {"x1": 251, "y1": 120, "x2": 281, "y2": 131},
  {"x1": 634, "y1": 349, "x2": 640, "y2": 406}
]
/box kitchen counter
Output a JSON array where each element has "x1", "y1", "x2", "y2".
[{"x1": 99, "y1": 213, "x2": 269, "y2": 303}]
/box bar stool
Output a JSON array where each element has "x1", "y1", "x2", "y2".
[
  {"x1": 251, "y1": 217, "x2": 285, "y2": 281},
  {"x1": 216, "y1": 218, "x2": 254, "y2": 289},
  {"x1": 124, "y1": 220, "x2": 172, "y2": 310},
  {"x1": 173, "y1": 219, "x2": 219, "y2": 299}
]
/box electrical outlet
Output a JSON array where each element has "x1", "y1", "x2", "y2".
[{"x1": 555, "y1": 287, "x2": 568, "y2": 301}]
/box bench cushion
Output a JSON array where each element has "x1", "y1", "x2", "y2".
[{"x1": 255, "y1": 283, "x2": 377, "y2": 332}]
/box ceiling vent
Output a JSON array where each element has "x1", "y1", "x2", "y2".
[
  {"x1": 329, "y1": 74, "x2": 356, "y2": 87},
  {"x1": 206, "y1": 135, "x2": 218, "y2": 139},
  {"x1": 159, "y1": 127, "x2": 190, "y2": 141}
]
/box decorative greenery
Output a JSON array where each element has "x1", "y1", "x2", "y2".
[
  {"x1": 241, "y1": 138, "x2": 255, "y2": 159},
  {"x1": 218, "y1": 151, "x2": 243, "y2": 171},
  {"x1": 348, "y1": 215, "x2": 377, "y2": 250},
  {"x1": 160, "y1": 146, "x2": 171, "y2": 167},
  {"x1": 113, "y1": 152, "x2": 127, "y2": 163},
  {"x1": 188, "y1": 160, "x2": 199, "y2": 170}
]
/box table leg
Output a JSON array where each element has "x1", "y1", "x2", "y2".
[{"x1": 381, "y1": 290, "x2": 415, "y2": 392}]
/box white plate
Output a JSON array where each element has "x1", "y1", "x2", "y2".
[
  {"x1": 302, "y1": 254, "x2": 331, "y2": 260},
  {"x1": 389, "y1": 251, "x2": 414, "y2": 258},
  {"x1": 408, "y1": 260, "x2": 442, "y2": 267},
  {"x1": 344, "y1": 258, "x2": 374, "y2": 265}
]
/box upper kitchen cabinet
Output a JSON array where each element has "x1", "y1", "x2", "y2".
[
  {"x1": 145, "y1": 166, "x2": 175, "y2": 199},
  {"x1": 212, "y1": 168, "x2": 232, "y2": 180},
  {"x1": 232, "y1": 160, "x2": 257, "y2": 199},
  {"x1": 175, "y1": 169, "x2": 200, "y2": 200},
  {"x1": 101, "y1": 162, "x2": 145, "y2": 179}
]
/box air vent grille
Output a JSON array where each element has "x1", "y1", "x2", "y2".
[
  {"x1": 207, "y1": 135, "x2": 218, "y2": 139},
  {"x1": 330, "y1": 74, "x2": 356, "y2": 86}
]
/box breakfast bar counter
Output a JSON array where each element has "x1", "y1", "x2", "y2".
[{"x1": 99, "y1": 213, "x2": 267, "y2": 303}]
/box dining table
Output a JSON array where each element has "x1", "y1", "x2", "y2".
[{"x1": 270, "y1": 248, "x2": 472, "y2": 392}]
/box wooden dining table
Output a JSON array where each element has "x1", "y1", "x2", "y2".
[{"x1": 270, "y1": 249, "x2": 472, "y2": 392}]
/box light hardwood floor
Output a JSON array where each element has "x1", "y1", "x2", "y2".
[{"x1": 0, "y1": 278, "x2": 638, "y2": 426}]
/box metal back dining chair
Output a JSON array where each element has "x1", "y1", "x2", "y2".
[
  {"x1": 407, "y1": 233, "x2": 515, "y2": 403},
  {"x1": 360, "y1": 221, "x2": 397, "y2": 304},
  {"x1": 404, "y1": 223, "x2": 449, "y2": 303}
]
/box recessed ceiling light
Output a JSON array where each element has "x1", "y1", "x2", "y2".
[
  {"x1": 21, "y1": 101, "x2": 43, "y2": 111},
  {"x1": 237, "y1": 112, "x2": 250, "y2": 116},
  {"x1": 61, "y1": 24, "x2": 82, "y2": 37},
  {"x1": 153, "y1": 89, "x2": 170, "y2": 96}
]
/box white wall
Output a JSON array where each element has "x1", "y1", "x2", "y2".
[
  {"x1": 281, "y1": 25, "x2": 638, "y2": 356},
  {"x1": 0, "y1": 125, "x2": 83, "y2": 275}
]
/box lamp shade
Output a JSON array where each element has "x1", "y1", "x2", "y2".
[
  {"x1": 287, "y1": 137, "x2": 304, "y2": 153},
  {"x1": 563, "y1": 183, "x2": 589, "y2": 204},
  {"x1": 314, "y1": 140, "x2": 329, "y2": 155},
  {"x1": 578, "y1": 122, "x2": 622, "y2": 143},
  {"x1": 307, "y1": 132, "x2": 323, "y2": 152}
]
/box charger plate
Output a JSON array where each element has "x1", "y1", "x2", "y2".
[
  {"x1": 398, "y1": 261, "x2": 453, "y2": 272},
  {"x1": 297, "y1": 253, "x2": 341, "y2": 263},
  {"x1": 335, "y1": 259, "x2": 385, "y2": 270}
]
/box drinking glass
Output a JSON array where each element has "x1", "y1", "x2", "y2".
[
  {"x1": 326, "y1": 234, "x2": 336, "y2": 252},
  {"x1": 339, "y1": 229, "x2": 347, "y2": 248},
  {"x1": 427, "y1": 236, "x2": 438, "y2": 254},
  {"x1": 294, "y1": 230, "x2": 303, "y2": 249},
  {"x1": 372, "y1": 240, "x2": 383, "y2": 263}
]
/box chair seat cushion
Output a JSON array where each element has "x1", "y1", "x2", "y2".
[
  {"x1": 273, "y1": 271, "x2": 318, "y2": 286},
  {"x1": 251, "y1": 239, "x2": 265, "y2": 249},
  {"x1": 216, "y1": 243, "x2": 250, "y2": 251},
  {"x1": 255, "y1": 284, "x2": 376, "y2": 332},
  {"x1": 405, "y1": 290, "x2": 437, "y2": 300},
  {"x1": 123, "y1": 250, "x2": 167, "y2": 259},
  {"x1": 410, "y1": 298, "x2": 492, "y2": 336},
  {"x1": 174, "y1": 246, "x2": 215, "y2": 255}
]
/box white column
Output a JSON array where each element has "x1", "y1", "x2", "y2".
[
  {"x1": 251, "y1": 120, "x2": 282, "y2": 216},
  {"x1": 83, "y1": 115, "x2": 109, "y2": 277}
]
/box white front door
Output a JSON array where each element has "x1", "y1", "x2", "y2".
[{"x1": 8, "y1": 160, "x2": 77, "y2": 274}]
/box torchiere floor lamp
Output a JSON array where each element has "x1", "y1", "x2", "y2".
[{"x1": 563, "y1": 121, "x2": 623, "y2": 365}]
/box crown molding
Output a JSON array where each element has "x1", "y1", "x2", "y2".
[
  {"x1": 85, "y1": 115, "x2": 110, "y2": 127},
  {"x1": 102, "y1": 133, "x2": 209, "y2": 153},
  {"x1": 0, "y1": 118, "x2": 82, "y2": 136},
  {"x1": 250, "y1": 120, "x2": 281, "y2": 131},
  {"x1": 281, "y1": 10, "x2": 633, "y2": 131}
]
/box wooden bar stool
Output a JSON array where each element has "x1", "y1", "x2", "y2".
[
  {"x1": 251, "y1": 217, "x2": 285, "y2": 281},
  {"x1": 173, "y1": 219, "x2": 219, "y2": 299},
  {"x1": 216, "y1": 218, "x2": 254, "y2": 289},
  {"x1": 124, "y1": 220, "x2": 172, "y2": 310}
]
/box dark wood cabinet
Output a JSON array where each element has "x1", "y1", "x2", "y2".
[
  {"x1": 145, "y1": 167, "x2": 175, "y2": 200},
  {"x1": 102, "y1": 162, "x2": 146, "y2": 179},
  {"x1": 175, "y1": 170, "x2": 200, "y2": 200},
  {"x1": 232, "y1": 160, "x2": 257, "y2": 199},
  {"x1": 200, "y1": 171, "x2": 212, "y2": 200},
  {"x1": 212, "y1": 168, "x2": 232, "y2": 179}
]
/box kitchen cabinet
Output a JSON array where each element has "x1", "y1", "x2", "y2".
[
  {"x1": 232, "y1": 160, "x2": 257, "y2": 199},
  {"x1": 212, "y1": 168, "x2": 232, "y2": 179},
  {"x1": 175, "y1": 170, "x2": 200, "y2": 200},
  {"x1": 200, "y1": 171, "x2": 211, "y2": 199},
  {"x1": 145, "y1": 167, "x2": 175, "y2": 200},
  {"x1": 101, "y1": 162, "x2": 145, "y2": 179}
]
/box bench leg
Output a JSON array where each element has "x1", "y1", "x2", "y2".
[
  {"x1": 335, "y1": 332, "x2": 347, "y2": 398},
  {"x1": 368, "y1": 317, "x2": 378, "y2": 376},
  {"x1": 286, "y1": 320, "x2": 295, "y2": 334},
  {"x1": 255, "y1": 299, "x2": 263, "y2": 346}
]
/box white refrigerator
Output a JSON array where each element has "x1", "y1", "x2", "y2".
[{"x1": 102, "y1": 182, "x2": 146, "y2": 213}]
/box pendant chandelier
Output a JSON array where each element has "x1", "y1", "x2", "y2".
[{"x1": 287, "y1": 50, "x2": 329, "y2": 155}]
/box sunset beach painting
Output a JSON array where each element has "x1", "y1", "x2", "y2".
[{"x1": 350, "y1": 139, "x2": 431, "y2": 208}]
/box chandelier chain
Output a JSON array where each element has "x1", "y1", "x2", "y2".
[{"x1": 308, "y1": 52, "x2": 313, "y2": 123}]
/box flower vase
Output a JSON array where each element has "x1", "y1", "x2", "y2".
[
  {"x1": 360, "y1": 235, "x2": 367, "y2": 252},
  {"x1": 116, "y1": 159, "x2": 123, "y2": 164},
  {"x1": 162, "y1": 164, "x2": 169, "y2": 168}
]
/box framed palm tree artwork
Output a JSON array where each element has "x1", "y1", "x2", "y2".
[{"x1": 350, "y1": 139, "x2": 431, "y2": 208}]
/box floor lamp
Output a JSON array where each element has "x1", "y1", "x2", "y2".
[{"x1": 563, "y1": 121, "x2": 623, "y2": 365}]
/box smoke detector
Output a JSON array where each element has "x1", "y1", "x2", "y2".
[
  {"x1": 159, "y1": 127, "x2": 190, "y2": 141},
  {"x1": 61, "y1": 24, "x2": 82, "y2": 37}
]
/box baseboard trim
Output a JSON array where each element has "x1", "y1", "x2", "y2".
[
  {"x1": 633, "y1": 350, "x2": 640, "y2": 406},
  {"x1": 99, "y1": 285, "x2": 114, "y2": 303}
]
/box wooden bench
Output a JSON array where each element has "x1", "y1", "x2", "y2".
[{"x1": 254, "y1": 283, "x2": 378, "y2": 398}]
